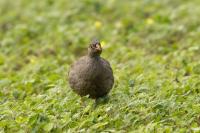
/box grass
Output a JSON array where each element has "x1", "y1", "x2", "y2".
[{"x1": 0, "y1": 0, "x2": 200, "y2": 132}]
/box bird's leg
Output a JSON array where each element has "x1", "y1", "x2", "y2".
[
  {"x1": 93, "y1": 99, "x2": 98, "y2": 108},
  {"x1": 80, "y1": 97, "x2": 86, "y2": 107}
]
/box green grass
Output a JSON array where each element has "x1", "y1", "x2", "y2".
[{"x1": 0, "y1": 0, "x2": 200, "y2": 132}]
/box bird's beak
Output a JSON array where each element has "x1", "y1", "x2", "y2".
[{"x1": 96, "y1": 44, "x2": 102, "y2": 51}]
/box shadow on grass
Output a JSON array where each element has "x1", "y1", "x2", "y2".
[{"x1": 93, "y1": 95, "x2": 110, "y2": 108}]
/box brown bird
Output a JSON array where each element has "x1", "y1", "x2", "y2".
[{"x1": 68, "y1": 40, "x2": 114, "y2": 99}]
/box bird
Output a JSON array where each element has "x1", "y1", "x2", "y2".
[{"x1": 68, "y1": 39, "x2": 114, "y2": 99}]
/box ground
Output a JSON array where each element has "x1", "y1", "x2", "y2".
[{"x1": 0, "y1": 0, "x2": 200, "y2": 132}]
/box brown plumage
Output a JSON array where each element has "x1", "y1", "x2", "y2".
[{"x1": 68, "y1": 40, "x2": 114, "y2": 99}]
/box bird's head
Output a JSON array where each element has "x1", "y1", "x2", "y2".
[{"x1": 88, "y1": 39, "x2": 102, "y2": 57}]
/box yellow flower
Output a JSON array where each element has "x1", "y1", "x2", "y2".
[
  {"x1": 115, "y1": 21, "x2": 122, "y2": 28},
  {"x1": 30, "y1": 56, "x2": 36, "y2": 64},
  {"x1": 146, "y1": 18, "x2": 154, "y2": 25},
  {"x1": 101, "y1": 41, "x2": 106, "y2": 47},
  {"x1": 94, "y1": 21, "x2": 102, "y2": 29}
]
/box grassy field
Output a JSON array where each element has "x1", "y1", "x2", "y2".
[{"x1": 0, "y1": 0, "x2": 200, "y2": 132}]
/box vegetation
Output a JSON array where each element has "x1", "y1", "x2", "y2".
[{"x1": 0, "y1": 0, "x2": 200, "y2": 132}]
